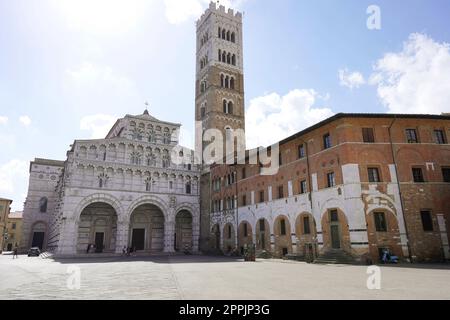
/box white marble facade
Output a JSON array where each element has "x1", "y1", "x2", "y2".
[{"x1": 22, "y1": 111, "x2": 201, "y2": 255}]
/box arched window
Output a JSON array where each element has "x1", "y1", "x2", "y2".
[
  {"x1": 222, "y1": 51, "x2": 226, "y2": 63},
  {"x1": 231, "y1": 32, "x2": 235, "y2": 43},
  {"x1": 218, "y1": 49, "x2": 221, "y2": 61},
  {"x1": 220, "y1": 74, "x2": 224, "y2": 87},
  {"x1": 145, "y1": 178, "x2": 151, "y2": 192},
  {"x1": 227, "y1": 53, "x2": 231, "y2": 64},
  {"x1": 226, "y1": 30, "x2": 230, "y2": 41},
  {"x1": 39, "y1": 197, "x2": 48, "y2": 213},
  {"x1": 218, "y1": 27, "x2": 221, "y2": 38},
  {"x1": 230, "y1": 77, "x2": 235, "y2": 90},
  {"x1": 228, "y1": 101, "x2": 233, "y2": 114},
  {"x1": 186, "y1": 182, "x2": 192, "y2": 194},
  {"x1": 222, "y1": 29, "x2": 226, "y2": 39},
  {"x1": 225, "y1": 76, "x2": 229, "y2": 88},
  {"x1": 232, "y1": 54, "x2": 236, "y2": 66},
  {"x1": 223, "y1": 100, "x2": 227, "y2": 113}
]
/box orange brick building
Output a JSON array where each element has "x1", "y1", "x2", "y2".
[{"x1": 207, "y1": 113, "x2": 450, "y2": 263}]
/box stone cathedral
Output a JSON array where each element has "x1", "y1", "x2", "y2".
[{"x1": 21, "y1": 2, "x2": 450, "y2": 263}]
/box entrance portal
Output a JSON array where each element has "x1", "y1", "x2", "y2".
[
  {"x1": 131, "y1": 229, "x2": 145, "y2": 251},
  {"x1": 95, "y1": 232, "x2": 104, "y2": 253},
  {"x1": 32, "y1": 232, "x2": 45, "y2": 249}
]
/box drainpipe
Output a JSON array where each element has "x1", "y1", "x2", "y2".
[{"x1": 388, "y1": 116, "x2": 413, "y2": 262}]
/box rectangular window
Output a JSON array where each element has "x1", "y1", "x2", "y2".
[
  {"x1": 278, "y1": 185, "x2": 284, "y2": 199},
  {"x1": 420, "y1": 210, "x2": 433, "y2": 231},
  {"x1": 434, "y1": 130, "x2": 447, "y2": 144},
  {"x1": 374, "y1": 212, "x2": 387, "y2": 232},
  {"x1": 279, "y1": 152, "x2": 283, "y2": 166},
  {"x1": 303, "y1": 216, "x2": 311, "y2": 234},
  {"x1": 300, "y1": 180, "x2": 307, "y2": 194},
  {"x1": 442, "y1": 168, "x2": 450, "y2": 183},
  {"x1": 362, "y1": 128, "x2": 375, "y2": 143},
  {"x1": 169, "y1": 181, "x2": 173, "y2": 189},
  {"x1": 406, "y1": 129, "x2": 419, "y2": 143},
  {"x1": 242, "y1": 195, "x2": 247, "y2": 206},
  {"x1": 259, "y1": 190, "x2": 264, "y2": 203},
  {"x1": 12, "y1": 223, "x2": 16, "y2": 230},
  {"x1": 327, "y1": 172, "x2": 336, "y2": 188},
  {"x1": 298, "y1": 144, "x2": 305, "y2": 158},
  {"x1": 412, "y1": 168, "x2": 425, "y2": 183},
  {"x1": 323, "y1": 133, "x2": 332, "y2": 149},
  {"x1": 368, "y1": 167, "x2": 381, "y2": 183},
  {"x1": 280, "y1": 219, "x2": 286, "y2": 235},
  {"x1": 242, "y1": 167, "x2": 246, "y2": 179}
]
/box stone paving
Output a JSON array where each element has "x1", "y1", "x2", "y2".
[{"x1": 1, "y1": 254, "x2": 450, "y2": 300}]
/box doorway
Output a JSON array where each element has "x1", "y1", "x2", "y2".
[
  {"x1": 131, "y1": 229, "x2": 145, "y2": 251},
  {"x1": 95, "y1": 232, "x2": 104, "y2": 253},
  {"x1": 31, "y1": 232, "x2": 45, "y2": 249},
  {"x1": 329, "y1": 210, "x2": 341, "y2": 249}
]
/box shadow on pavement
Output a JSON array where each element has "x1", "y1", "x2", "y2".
[{"x1": 51, "y1": 255, "x2": 246, "y2": 264}]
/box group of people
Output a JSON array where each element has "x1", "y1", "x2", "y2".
[{"x1": 122, "y1": 246, "x2": 137, "y2": 257}]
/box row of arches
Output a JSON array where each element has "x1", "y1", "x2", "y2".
[
  {"x1": 210, "y1": 208, "x2": 403, "y2": 261},
  {"x1": 77, "y1": 202, "x2": 195, "y2": 254},
  {"x1": 218, "y1": 50, "x2": 236, "y2": 66},
  {"x1": 218, "y1": 27, "x2": 236, "y2": 43}
]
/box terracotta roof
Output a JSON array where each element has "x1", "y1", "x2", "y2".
[{"x1": 8, "y1": 211, "x2": 22, "y2": 219}]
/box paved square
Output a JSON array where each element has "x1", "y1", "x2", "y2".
[{"x1": 1, "y1": 254, "x2": 449, "y2": 300}]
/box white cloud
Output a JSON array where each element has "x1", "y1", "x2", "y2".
[
  {"x1": 370, "y1": 33, "x2": 450, "y2": 114},
  {"x1": 0, "y1": 159, "x2": 28, "y2": 211},
  {"x1": 52, "y1": 0, "x2": 147, "y2": 35},
  {"x1": 19, "y1": 115, "x2": 31, "y2": 126},
  {"x1": 246, "y1": 89, "x2": 334, "y2": 149},
  {"x1": 338, "y1": 68, "x2": 365, "y2": 89},
  {"x1": 0, "y1": 116, "x2": 8, "y2": 125},
  {"x1": 164, "y1": 0, "x2": 246, "y2": 25},
  {"x1": 80, "y1": 114, "x2": 117, "y2": 139},
  {"x1": 64, "y1": 62, "x2": 142, "y2": 113}
]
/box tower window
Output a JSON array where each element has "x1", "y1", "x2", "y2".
[
  {"x1": 225, "y1": 76, "x2": 229, "y2": 88},
  {"x1": 227, "y1": 53, "x2": 231, "y2": 64},
  {"x1": 218, "y1": 27, "x2": 221, "y2": 38},
  {"x1": 186, "y1": 182, "x2": 192, "y2": 194},
  {"x1": 230, "y1": 77, "x2": 235, "y2": 89},
  {"x1": 231, "y1": 32, "x2": 235, "y2": 43},
  {"x1": 226, "y1": 30, "x2": 230, "y2": 41},
  {"x1": 227, "y1": 101, "x2": 233, "y2": 114},
  {"x1": 222, "y1": 29, "x2": 226, "y2": 39},
  {"x1": 232, "y1": 54, "x2": 236, "y2": 66}
]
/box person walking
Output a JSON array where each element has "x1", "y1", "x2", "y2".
[{"x1": 13, "y1": 244, "x2": 18, "y2": 259}]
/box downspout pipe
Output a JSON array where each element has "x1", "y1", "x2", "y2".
[{"x1": 388, "y1": 116, "x2": 413, "y2": 262}]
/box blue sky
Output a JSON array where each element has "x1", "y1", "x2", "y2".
[{"x1": 1, "y1": 0, "x2": 450, "y2": 211}]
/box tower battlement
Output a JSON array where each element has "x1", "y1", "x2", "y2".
[{"x1": 196, "y1": 1, "x2": 242, "y2": 27}]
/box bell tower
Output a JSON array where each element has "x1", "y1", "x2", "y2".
[{"x1": 195, "y1": 2, "x2": 246, "y2": 162}]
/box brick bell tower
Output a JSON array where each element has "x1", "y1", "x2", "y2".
[
  {"x1": 196, "y1": 2, "x2": 246, "y2": 252},
  {"x1": 195, "y1": 2, "x2": 246, "y2": 162}
]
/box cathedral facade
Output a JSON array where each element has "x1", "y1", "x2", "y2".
[{"x1": 21, "y1": 111, "x2": 201, "y2": 255}]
